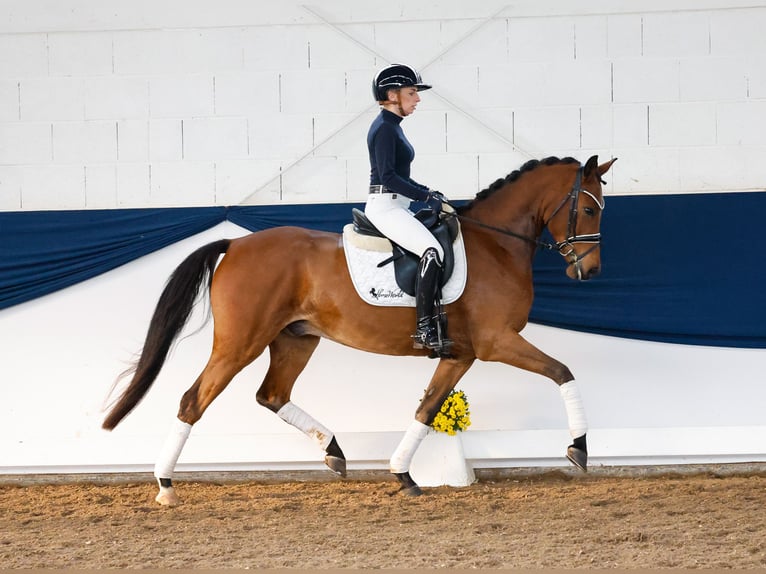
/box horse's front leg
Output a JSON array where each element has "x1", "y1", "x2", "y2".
[
  {"x1": 390, "y1": 357, "x2": 475, "y2": 495},
  {"x1": 478, "y1": 331, "x2": 588, "y2": 472}
]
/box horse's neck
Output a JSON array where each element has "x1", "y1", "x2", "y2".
[{"x1": 465, "y1": 182, "x2": 546, "y2": 242}]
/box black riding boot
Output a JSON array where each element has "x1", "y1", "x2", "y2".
[{"x1": 412, "y1": 248, "x2": 449, "y2": 353}]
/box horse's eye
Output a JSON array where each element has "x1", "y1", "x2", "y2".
[{"x1": 583, "y1": 207, "x2": 595, "y2": 216}]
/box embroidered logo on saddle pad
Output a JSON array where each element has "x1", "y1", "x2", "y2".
[{"x1": 342, "y1": 223, "x2": 468, "y2": 308}]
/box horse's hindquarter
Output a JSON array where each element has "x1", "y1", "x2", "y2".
[{"x1": 213, "y1": 227, "x2": 417, "y2": 355}]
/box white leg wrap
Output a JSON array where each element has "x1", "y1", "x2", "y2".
[
  {"x1": 277, "y1": 401, "x2": 334, "y2": 450},
  {"x1": 154, "y1": 418, "x2": 192, "y2": 479},
  {"x1": 559, "y1": 380, "x2": 588, "y2": 438},
  {"x1": 389, "y1": 420, "x2": 430, "y2": 473}
]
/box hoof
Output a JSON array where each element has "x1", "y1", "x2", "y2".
[
  {"x1": 566, "y1": 445, "x2": 588, "y2": 472},
  {"x1": 391, "y1": 472, "x2": 423, "y2": 497},
  {"x1": 324, "y1": 454, "x2": 347, "y2": 477},
  {"x1": 155, "y1": 486, "x2": 182, "y2": 507}
]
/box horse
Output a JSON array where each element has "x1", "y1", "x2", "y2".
[{"x1": 102, "y1": 154, "x2": 616, "y2": 505}]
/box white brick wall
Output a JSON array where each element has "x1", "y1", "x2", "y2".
[{"x1": 1, "y1": 0, "x2": 765, "y2": 211}]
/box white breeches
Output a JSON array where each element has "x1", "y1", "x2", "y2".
[{"x1": 365, "y1": 193, "x2": 443, "y2": 259}]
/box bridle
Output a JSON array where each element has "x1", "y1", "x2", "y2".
[{"x1": 445, "y1": 165, "x2": 605, "y2": 279}]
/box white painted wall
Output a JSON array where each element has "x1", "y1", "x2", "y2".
[
  {"x1": 1, "y1": 1, "x2": 765, "y2": 474},
  {"x1": 2, "y1": 0, "x2": 766, "y2": 211}
]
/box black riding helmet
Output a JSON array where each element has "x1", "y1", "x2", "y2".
[{"x1": 372, "y1": 63, "x2": 432, "y2": 102}]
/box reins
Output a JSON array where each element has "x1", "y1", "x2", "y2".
[{"x1": 440, "y1": 165, "x2": 604, "y2": 279}]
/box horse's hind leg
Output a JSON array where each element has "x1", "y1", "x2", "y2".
[
  {"x1": 153, "y1": 346, "x2": 263, "y2": 506},
  {"x1": 255, "y1": 329, "x2": 347, "y2": 477}
]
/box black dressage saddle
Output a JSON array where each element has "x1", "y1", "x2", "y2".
[{"x1": 350, "y1": 207, "x2": 459, "y2": 297}]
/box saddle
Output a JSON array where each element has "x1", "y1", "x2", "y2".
[{"x1": 350, "y1": 207, "x2": 459, "y2": 297}]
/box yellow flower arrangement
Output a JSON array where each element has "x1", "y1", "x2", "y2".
[{"x1": 431, "y1": 389, "x2": 471, "y2": 435}]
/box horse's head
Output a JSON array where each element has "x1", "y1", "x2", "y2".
[{"x1": 546, "y1": 155, "x2": 617, "y2": 281}]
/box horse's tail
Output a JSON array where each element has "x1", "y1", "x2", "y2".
[{"x1": 102, "y1": 238, "x2": 231, "y2": 430}]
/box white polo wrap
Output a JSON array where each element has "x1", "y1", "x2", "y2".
[
  {"x1": 389, "y1": 419, "x2": 430, "y2": 473},
  {"x1": 154, "y1": 418, "x2": 192, "y2": 479},
  {"x1": 277, "y1": 401, "x2": 334, "y2": 450},
  {"x1": 559, "y1": 380, "x2": 588, "y2": 438}
]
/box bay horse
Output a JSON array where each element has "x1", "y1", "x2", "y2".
[{"x1": 103, "y1": 155, "x2": 616, "y2": 505}]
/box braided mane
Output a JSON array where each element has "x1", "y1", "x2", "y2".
[{"x1": 458, "y1": 156, "x2": 579, "y2": 214}]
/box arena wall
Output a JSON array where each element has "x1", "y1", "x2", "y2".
[{"x1": 1, "y1": 0, "x2": 764, "y2": 475}]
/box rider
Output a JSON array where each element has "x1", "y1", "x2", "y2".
[{"x1": 365, "y1": 63, "x2": 449, "y2": 354}]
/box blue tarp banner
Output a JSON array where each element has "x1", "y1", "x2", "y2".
[{"x1": 1, "y1": 194, "x2": 763, "y2": 348}]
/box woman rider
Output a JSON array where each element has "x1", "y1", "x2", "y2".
[{"x1": 365, "y1": 63, "x2": 449, "y2": 355}]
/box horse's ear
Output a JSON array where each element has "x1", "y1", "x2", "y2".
[{"x1": 598, "y1": 157, "x2": 617, "y2": 177}]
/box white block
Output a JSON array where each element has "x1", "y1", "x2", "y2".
[
  {"x1": 248, "y1": 112, "x2": 312, "y2": 160},
  {"x1": 149, "y1": 162, "x2": 215, "y2": 206},
  {"x1": 312, "y1": 113, "x2": 368, "y2": 159},
  {"x1": 0, "y1": 122, "x2": 51, "y2": 165},
  {"x1": 642, "y1": 12, "x2": 711, "y2": 58},
  {"x1": 149, "y1": 119, "x2": 182, "y2": 161},
  {"x1": 545, "y1": 60, "x2": 612, "y2": 105},
  {"x1": 0, "y1": 81, "x2": 18, "y2": 121},
  {"x1": 85, "y1": 77, "x2": 149, "y2": 120},
  {"x1": 402, "y1": 110, "x2": 446, "y2": 155},
  {"x1": 20, "y1": 77, "x2": 85, "y2": 120},
  {"x1": 717, "y1": 102, "x2": 766, "y2": 146},
  {"x1": 345, "y1": 69, "x2": 377, "y2": 112},
  {"x1": 243, "y1": 26, "x2": 309, "y2": 71},
  {"x1": 437, "y1": 19, "x2": 508, "y2": 67},
  {"x1": 710, "y1": 8, "x2": 766, "y2": 57},
  {"x1": 52, "y1": 121, "x2": 117, "y2": 163},
  {"x1": 114, "y1": 29, "x2": 243, "y2": 75},
  {"x1": 149, "y1": 75, "x2": 214, "y2": 118},
  {"x1": 20, "y1": 165, "x2": 85, "y2": 210},
  {"x1": 0, "y1": 34, "x2": 48, "y2": 77},
  {"x1": 574, "y1": 16, "x2": 607, "y2": 61},
  {"x1": 679, "y1": 147, "x2": 747, "y2": 192},
  {"x1": 117, "y1": 120, "x2": 148, "y2": 161},
  {"x1": 48, "y1": 32, "x2": 113, "y2": 76},
  {"x1": 214, "y1": 72, "x2": 280, "y2": 116},
  {"x1": 346, "y1": 155, "x2": 371, "y2": 202},
  {"x1": 183, "y1": 117, "x2": 249, "y2": 160},
  {"x1": 214, "y1": 159, "x2": 282, "y2": 205},
  {"x1": 85, "y1": 164, "x2": 117, "y2": 208},
  {"x1": 307, "y1": 24, "x2": 375, "y2": 70},
  {"x1": 747, "y1": 56, "x2": 766, "y2": 99},
  {"x1": 424, "y1": 66, "x2": 479, "y2": 108},
  {"x1": 116, "y1": 163, "x2": 151, "y2": 207},
  {"x1": 280, "y1": 69, "x2": 346, "y2": 113},
  {"x1": 281, "y1": 156, "x2": 347, "y2": 203},
  {"x1": 371, "y1": 20, "x2": 445, "y2": 68},
  {"x1": 612, "y1": 104, "x2": 648, "y2": 148},
  {"x1": 739, "y1": 145, "x2": 766, "y2": 190},
  {"x1": 613, "y1": 58, "x2": 679, "y2": 104},
  {"x1": 649, "y1": 103, "x2": 716, "y2": 147},
  {"x1": 478, "y1": 63, "x2": 548, "y2": 108},
  {"x1": 606, "y1": 14, "x2": 642, "y2": 58},
  {"x1": 415, "y1": 153, "x2": 479, "y2": 199},
  {"x1": 580, "y1": 105, "x2": 612, "y2": 149},
  {"x1": 444, "y1": 109, "x2": 512, "y2": 154},
  {"x1": 607, "y1": 147, "x2": 680, "y2": 195},
  {"x1": 509, "y1": 17, "x2": 574, "y2": 62},
  {"x1": 410, "y1": 432, "x2": 475, "y2": 488},
  {"x1": 680, "y1": 58, "x2": 748, "y2": 102},
  {"x1": 514, "y1": 106, "x2": 581, "y2": 152},
  {"x1": 0, "y1": 166, "x2": 21, "y2": 209}
]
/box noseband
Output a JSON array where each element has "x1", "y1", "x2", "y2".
[
  {"x1": 545, "y1": 166, "x2": 605, "y2": 279},
  {"x1": 448, "y1": 165, "x2": 605, "y2": 279}
]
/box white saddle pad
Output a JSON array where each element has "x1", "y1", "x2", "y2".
[{"x1": 341, "y1": 223, "x2": 467, "y2": 307}]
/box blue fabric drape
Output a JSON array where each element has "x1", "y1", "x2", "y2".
[{"x1": 1, "y1": 194, "x2": 763, "y2": 348}]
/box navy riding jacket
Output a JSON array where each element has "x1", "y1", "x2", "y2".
[{"x1": 367, "y1": 109, "x2": 430, "y2": 202}]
